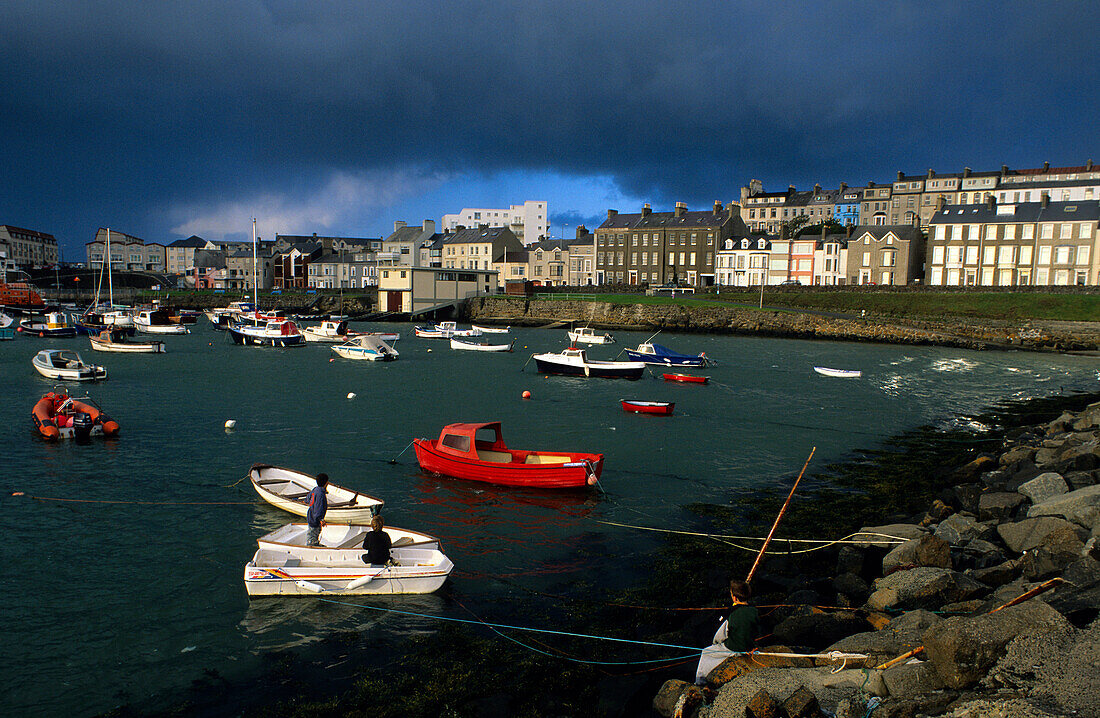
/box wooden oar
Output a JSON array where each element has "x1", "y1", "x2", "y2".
[{"x1": 745, "y1": 447, "x2": 816, "y2": 584}]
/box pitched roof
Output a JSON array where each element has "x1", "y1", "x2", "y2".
[
  {"x1": 167, "y1": 235, "x2": 208, "y2": 248},
  {"x1": 929, "y1": 200, "x2": 1100, "y2": 224},
  {"x1": 440, "y1": 226, "x2": 518, "y2": 244},
  {"x1": 598, "y1": 207, "x2": 731, "y2": 231}
]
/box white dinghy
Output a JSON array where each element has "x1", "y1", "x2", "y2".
[
  {"x1": 244, "y1": 544, "x2": 453, "y2": 597},
  {"x1": 256, "y1": 523, "x2": 441, "y2": 556},
  {"x1": 813, "y1": 366, "x2": 862, "y2": 378},
  {"x1": 471, "y1": 324, "x2": 510, "y2": 334},
  {"x1": 249, "y1": 463, "x2": 383, "y2": 523},
  {"x1": 449, "y1": 337, "x2": 515, "y2": 352},
  {"x1": 31, "y1": 349, "x2": 107, "y2": 381},
  {"x1": 331, "y1": 335, "x2": 399, "y2": 361}
]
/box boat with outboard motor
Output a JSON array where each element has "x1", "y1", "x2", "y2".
[
  {"x1": 532, "y1": 347, "x2": 644, "y2": 379},
  {"x1": 413, "y1": 421, "x2": 604, "y2": 489},
  {"x1": 624, "y1": 342, "x2": 709, "y2": 367},
  {"x1": 31, "y1": 349, "x2": 107, "y2": 381},
  {"x1": 331, "y1": 334, "x2": 399, "y2": 360},
  {"x1": 228, "y1": 319, "x2": 305, "y2": 347},
  {"x1": 249, "y1": 464, "x2": 384, "y2": 523},
  {"x1": 89, "y1": 329, "x2": 165, "y2": 353},
  {"x1": 566, "y1": 326, "x2": 614, "y2": 344},
  {"x1": 31, "y1": 388, "x2": 119, "y2": 440},
  {"x1": 302, "y1": 319, "x2": 358, "y2": 342},
  {"x1": 0, "y1": 311, "x2": 14, "y2": 340}
]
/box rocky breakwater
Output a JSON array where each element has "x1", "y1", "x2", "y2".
[
  {"x1": 463, "y1": 296, "x2": 1100, "y2": 352},
  {"x1": 656, "y1": 400, "x2": 1100, "y2": 718}
]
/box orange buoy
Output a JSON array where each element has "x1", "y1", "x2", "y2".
[{"x1": 522, "y1": 390, "x2": 531, "y2": 399}]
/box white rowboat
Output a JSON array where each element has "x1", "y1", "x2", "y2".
[
  {"x1": 256, "y1": 523, "x2": 441, "y2": 555},
  {"x1": 250, "y1": 464, "x2": 384, "y2": 523},
  {"x1": 449, "y1": 337, "x2": 514, "y2": 352},
  {"x1": 244, "y1": 545, "x2": 452, "y2": 597},
  {"x1": 471, "y1": 325, "x2": 510, "y2": 334},
  {"x1": 566, "y1": 326, "x2": 614, "y2": 344},
  {"x1": 31, "y1": 349, "x2": 107, "y2": 381},
  {"x1": 89, "y1": 329, "x2": 165, "y2": 353},
  {"x1": 813, "y1": 366, "x2": 862, "y2": 378},
  {"x1": 331, "y1": 335, "x2": 399, "y2": 361}
]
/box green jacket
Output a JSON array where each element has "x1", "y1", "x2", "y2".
[{"x1": 721, "y1": 604, "x2": 760, "y2": 653}]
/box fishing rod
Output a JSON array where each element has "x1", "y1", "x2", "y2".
[{"x1": 745, "y1": 446, "x2": 816, "y2": 584}]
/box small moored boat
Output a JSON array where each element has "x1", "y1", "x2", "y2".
[
  {"x1": 19, "y1": 312, "x2": 77, "y2": 338},
  {"x1": 244, "y1": 528, "x2": 452, "y2": 597},
  {"x1": 624, "y1": 342, "x2": 709, "y2": 367},
  {"x1": 31, "y1": 389, "x2": 119, "y2": 440},
  {"x1": 621, "y1": 399, "x2": 674, "y2": 415},
  {"x1": 532, "y1": 347, "x2": 644, "y2": 379},
  {"x1": 662, "y1": 373, "x2": 708, "y2": 384},
  {"x1": 302, "y1": 320, "x2": 358, "y2": 343},
  {"x1": 471, "y1": 324, "x2": 510, "y2": 334},
  {"x1": 331, "y1": 335, "x2": 399, "y2": 361},
  {"x1": 413, "y1": 421, "x2": 603, "y2": 489},
  {"x1": 89, "y1": 329, "x2": 165, "y2": 353},
  {"x1": 32, "y1": 349, "x2": 107, "y2": 381},
  {"x1": 249, "y1": 464, "x2": 384, "y2": 523},
  {"x1": 450, "y1": 337, "x2": 514, "y2": 352},
  {"x1": 0, "y1": 311, "x2": 14, "y2": 340},
  {"x1": 133, "y1": 309, "x2": 189, "y2": 334},
  {"x1": 228, "y1": 320, "x2": 305, "y2": 347},
  {"x1": 566, "y1": 326, "x2": 614, "y2": 344},
  {"x1": 813, "y1": 366, "x2": 862, "y2": 378},
  {"x1": 414, "y1": 321, "x2": 482, "y2": 338}
]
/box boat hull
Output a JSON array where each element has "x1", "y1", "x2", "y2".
[
  {"x1": 450, "y1": 337, "x2": 514, "y2": 352},
  {"x1": 621, "y1": 400, "x2": 674, "y2": 415},
  {"x1": 135, "y1": 322, "x2": 189, "y2": 335},
  {"x1": 250, "y1": 464, "x2": 385, "y2": 524},
  {"x1": 623, "y1": 350, "x2": 705, "y2": 367},
  {"x1": 228, "y1": 325, "x2": 305, "y2": 347},
  {"x1": 534, "y1": 356, "x2": 644, "y2": 380},
  {"x1": 814, "y1": 366, "x2": 862, "y2": 378},
  {"x1": 414, "y1": 439, "x2": 602, "y2": 489},
  {"x1": 89, "y1": 337, "x2": 164, "y2": 353},
  {"x1": 31, "y1": 357, "x2": 107, "y2": 381},
  {"x1": 244, "y1": 547, "x2": 452, "y2": 597},
  {"x1": 662, "y1": 373, "x2": 708, "y2": 384}
]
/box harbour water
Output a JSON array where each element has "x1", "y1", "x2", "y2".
[{"x1": 3, "y1": 323, "x2": 1098, "y2": 716}]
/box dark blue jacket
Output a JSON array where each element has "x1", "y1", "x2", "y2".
[{"x1": 306, "y1": 486, "x2": 327, "y2": 527}]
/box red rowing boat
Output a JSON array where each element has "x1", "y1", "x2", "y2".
[
  {"x1": 620, "y1": 400, "x2": 674, "y2": 415},
  {"x1": 662, "y1": 373, "x2": 708, "y2": 384},
  {"x1": 413, "y1": 422, "x2": 604, "y2": 489}
]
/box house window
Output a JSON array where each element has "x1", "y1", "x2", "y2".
[
  {"x1": 1060, "y1": 224, "x2": 1072, "y2": 239},
  {"x1": 1041, "y1": 224, "x2": 1053, "y2": 239},
  {"x1": 932, "y1": 246, "x2": 944, "y2": 264},
  {"x1": 882, "y1": 250, "x2": 896, "y2": 267},
  {"x1": 1022, "y1": 225, "x2": 1034, "y2": 240},
  {"x1": 1038, "y1": 246, "x2": 1051, "y2": 265},
  {"x1": 1018, "y1": 246, "x2": 1033, "y2": 265},
  {"x1": 998, "y1": 246, "x2": 1015, "y2": 264},
  {"x1": 1054, "y1": 246, "x2": 1071, "y2": 264},
  {"x1": 1080, "y1": 223, "x2": 1093, "y2": 238},
  {"x1": 1079, "y1": 246, "x2": 1091, "y2": 265},
  {"x1": 965, "y1": 246, "x2": 978, "y2": 264}
]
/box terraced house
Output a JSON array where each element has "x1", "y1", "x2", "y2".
[
  {"x1": 0, "y1": 225, "x2": 59, "y2": 269},
  {"x1": 926, "y1": 196, "x2": 1100, "y2": 286},
  {"x1": 595, "y1": 201, "x2": 741, "y2": 286}
]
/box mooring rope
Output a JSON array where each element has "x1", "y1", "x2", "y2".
[
  {"x1": 12, "y1": 493, "x2": 253, "y2": 506},
  {"x1": 312, "y1": 595, "x2": 869, "y2": 665},
  {"x1": 593, "y1": 519, "x2": 909, "y2": 553}
]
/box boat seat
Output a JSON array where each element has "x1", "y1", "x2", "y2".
[
  {"x1": 476, "y1": 449, "x2": 513, "y2": 463},
  {"x1": 523, "y1": 454, "x2": 571, "y2": 465},
  {"x1": 335, "y1": 534, "x2": 367, "y2": 549},
  {"x1": 284, "y1": 491, "x2": 310, "y2": 500},
  {"x1": 254, "y1": 478, "x2": 289, "y2": 486},
  {"x1": 328, "y1": 499, "x2": 358, "y2": 508}
]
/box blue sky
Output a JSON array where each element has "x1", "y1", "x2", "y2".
[{"x1": 2, "y1": 1, "x2": 1098, "y2": 258}]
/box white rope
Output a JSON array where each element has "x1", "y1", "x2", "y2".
[{"x1": 594, "y1": 520, "x2": 910, "y2": 554}]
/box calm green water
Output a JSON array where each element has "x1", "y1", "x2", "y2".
[{"x1": 2, "y1": 323, "x2": 1097, "y2": 716}]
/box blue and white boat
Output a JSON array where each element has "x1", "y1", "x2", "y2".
[
  {"x1": 331, "y1": 335, "x2": 399, "y2": 361},
  {"x1": 228, "y1": 319, "x2": 305, "y2": 347},
  {"x1": 623, "y1": 342, "x2": 710, "y2": 367}
]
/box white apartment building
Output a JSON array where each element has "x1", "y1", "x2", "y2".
[{"x1": 441, "y1": 200, "x2": 548, "y2": 244}]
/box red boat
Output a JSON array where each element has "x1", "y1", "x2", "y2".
[
  {"x1": 662, "y1": 373, "x2": 708, "y2": 384},
  {"x1": 413, "y1": 422, "x2": 604, "y2": 489},
  {"x1": 0, "y1": 282, "x2": 45, "y2": 309},
  {"x1": 621, "y1": 400, "x2": 674, "y2": 415}
]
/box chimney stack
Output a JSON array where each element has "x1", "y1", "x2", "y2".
[
  {"x1": 607, "y1": 209, "x2": 618, "y2": 220},
  {"x1": 576, "y1": 225, "x2": 589, "y2": 238},
  {"x1": 1001, "y1": 164, "x2": 1009, "y2": 176},
  {"x1": 814, "y1": 183, "x2": 821, "y2": 194},
  {"x1": 986, "y1": 195, "x2": 996, "y2": 210},
  {"x1": 422, "y1": 219, "x2": 436, "y2": 234},
  {"x1": 641, "y1": 203, "x2": 652, "y2": 218},
  {"x1": 713, "y1": 200, "x2": 722, "y2": 215},
  {"x1": 674, "y1": 202, "x2": 687, "y2": 218},
  {"x1": 867, "y1": 181, "x2": 876, "y2": 188},
  {"x1": 927, "y1": 169, "x2": 935, "y2": 179},
  {"x1": 478, "y1": 223, "x2": 489, "y2": 231},
  {"x1": 788, "y1": 184, "x2": 796, "y2": 193},
  {"x1": 897, "y1": 171, "x2": 904, "y2": 181},
  {"x1": 1087, "y1": 159, "x2": 1094, "y2": 170},
  {"x1": 936, "y1": 196, "x2": 946, "y2": 212},
  {"x1": 963, "y1": 167, "x2": 971, "y2": 178},
  {"x1": 1043, "y1": 161, "x2": 1050, "y2": 172},
  {"x1": 1041, "y1": 193, "x2": 1050, "y2": 208},
  {"x1": 394, "y1": 220, "x2": 407, "y2": 232},
  {"x1": 840, "y1": 182, "x2": 847, "y2": 191}
]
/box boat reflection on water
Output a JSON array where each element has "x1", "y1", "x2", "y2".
[
  {"x1": 409, "y1": 475, "x2": 599, "y2": 557},
  {"x1": 239, "y1": 593, "x2": 446, "y2": 650}
]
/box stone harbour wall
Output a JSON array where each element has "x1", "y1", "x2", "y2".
[{"x1": 462, "y1": 296, "x2": 1100, "y2": 353}]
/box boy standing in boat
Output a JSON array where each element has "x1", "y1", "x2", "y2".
[
  {"x1": 306, "y1": 473, "x2": 329, "y2": 546},
  {"x1": 694, "y1": 579, "x2": 760, "y2": 686}
]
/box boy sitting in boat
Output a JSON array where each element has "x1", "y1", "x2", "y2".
[{"x1": 362, "y1": 515, "x2": 393, "y2": 566}]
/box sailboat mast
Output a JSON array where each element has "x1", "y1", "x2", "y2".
[
  {"x1": 106, "y1": 228, "x2": 114, "y2": 306},
  {"x1": 251, "y1": 218, "x2": 258, "y2": 309}
]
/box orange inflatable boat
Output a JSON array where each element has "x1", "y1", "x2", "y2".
[{"x1": 31, "y1": 391, "x2": 120, "y2": 440}]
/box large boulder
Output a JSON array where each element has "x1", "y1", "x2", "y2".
[
  {"x1": 867, "y1": 567, "x2": 985, "y2": 611},
  {"x1": 952, "y1": 484, "x2": 982, "y2": 514},
  {"x1": 653, "y1": 680, "x2": 694, "y2": 718},
  {"x1": 853, "y1": 524, "x2": 926, "y2": 549},
  {"x1": 1028, "y1": 484, "x2": 1100, "y2": 528},
  {"x1": 702, "y1": 667, "x2": 885, "y2": 717},
  {"x1": 921, "y1": 600, "x2": 1072, "y2": 689},
  {"x1": 999, "y1": 445, "x2": 1037, "y2": 467},
  {"x1": 1046, "y1": 556, "x2": 1100, "y2": 627},
  {"x1": 997, "y1": 516, "x2": 1085, "y2": 554},
  {"x1": 1017, "y1": 472, "x2": 1069, "y2": 504},
  {"x1": 967, "y1": 558, "x2": 1022, "y2": 588},
  {"x1": 882, "y1": 534, "x2": 952, "y2": 574},
  {"x1": 978, "y1": 492, "x2": 1026, "y2": 522},
  {"x1": 825, "y1": 610, "x2": 940, "y2": 667},
  {"x1": 881, "y1": 660, "x2": 944, "y2": 699},
  {"x1": 934, "y1": 514, "x2": 985, "y2": 546},
  {"x1": 772, "y1": 611, "x2": 870, "y2": 650}
]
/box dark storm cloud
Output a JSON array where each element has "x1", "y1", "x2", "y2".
[{"x1": 2, "y1": 1, "x2": 1098, "y2": 246}]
